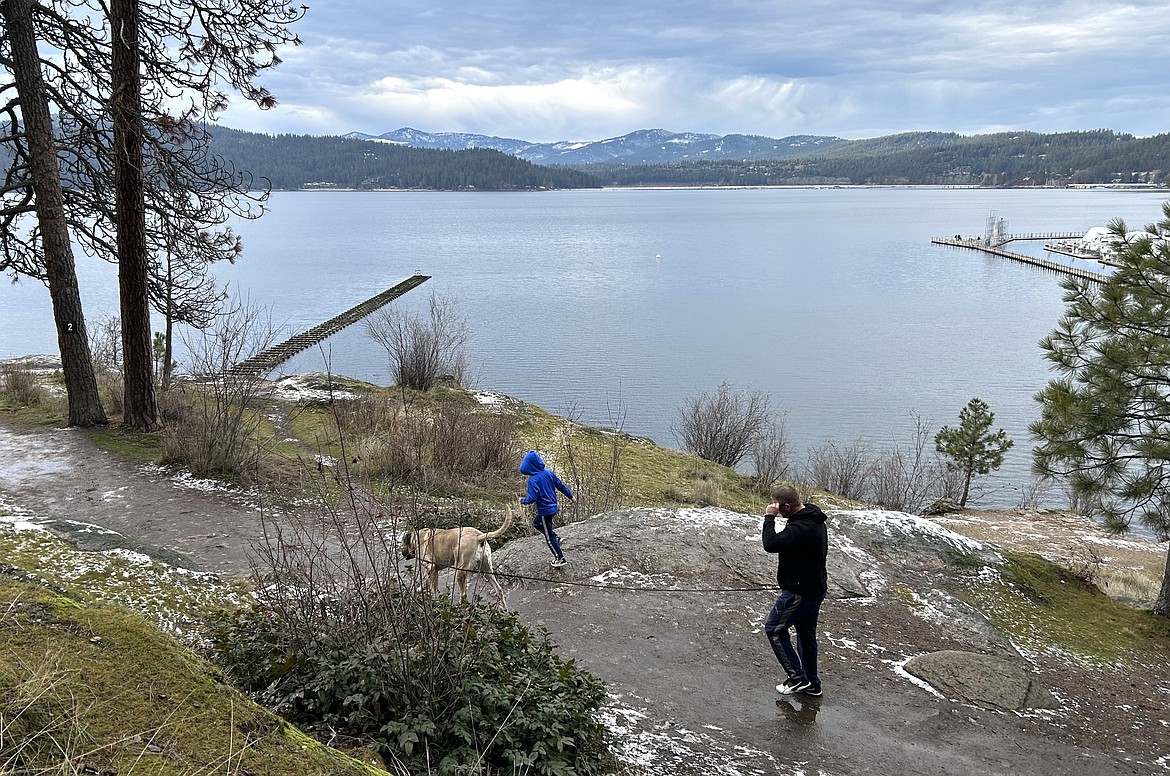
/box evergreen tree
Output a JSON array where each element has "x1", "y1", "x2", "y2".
[
  {"x1": 934, "y1": 397, "x2": 1013, "y2": 508},
  {"x1": 1032, "y1": 202, "x2": 1170, "y2": 617}
]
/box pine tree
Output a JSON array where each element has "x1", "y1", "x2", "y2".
[
  {"x1": 1032, "y1": 202, "x2": 1170, "y2": 618},
  {"x1": 934, "y1": 397, "x2": 1013, "y2": 508}
]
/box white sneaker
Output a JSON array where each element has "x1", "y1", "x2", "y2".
[{"x1": 549, "y1": 557, "x2": 568, "y2": 568}]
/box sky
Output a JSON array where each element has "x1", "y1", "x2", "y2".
[{"x1": 217, "y1": 0, "x2": 1170, "y2": 143}]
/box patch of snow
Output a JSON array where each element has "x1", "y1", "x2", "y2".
[
  {"x1": 101, "y1": 486, "x2": 130, "y2": 501},
  {"x1": 889, "y1": 656, "x2": 945, "y2": 697},
  {"x1": 272, "y1": 374, "x2": 356, "y2": 402},
  {"x1": 835, "y1": 509, "x2": 997, "y2": 555},
  {"x1": 591, "y1": 566, "x2": 679, "y2": 590},
  {"x1": 471, "y1": 390, "x2": 512, "y2": 405},
  {"x1": 598, "y1": 693, "x2": 814, "y2": 775}
]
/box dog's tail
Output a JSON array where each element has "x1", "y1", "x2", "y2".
[{"x1": 480, "y1": 504, "x2": 513, "y2": 543}]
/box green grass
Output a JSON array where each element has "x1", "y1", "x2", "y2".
[
  {"x1": 961, "y1": 550, "x2": 1170, "y2": 663},
  {"x1": 89, "y1": 425, "x2": 165, "y2": 462}
]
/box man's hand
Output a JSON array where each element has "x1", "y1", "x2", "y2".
[{"x1": 765, "y1": 502, "x2": 780, "y2": 517}]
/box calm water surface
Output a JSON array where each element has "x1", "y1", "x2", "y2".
[{"x1": 4, "y1": 187, "x2": 1167, "y2": 508}]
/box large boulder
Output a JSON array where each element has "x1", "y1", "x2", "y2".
[
  {"x1": 903, "y1": 650, "x2": 1059, "y2": 711},
  {"x1": 496, "y1": 506, "x2": 869, "y2": 599}
]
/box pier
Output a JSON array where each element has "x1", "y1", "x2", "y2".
[
  {"x1": 931, "y1": 235, "x2": 1108, "y2": 284},
  {"x1": 228, "y1": 274, "x2": 431, "y2": 377}
]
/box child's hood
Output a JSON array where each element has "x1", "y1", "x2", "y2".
[{"x1": 519, "y1": 450, "x2": 545, "y2": 475}]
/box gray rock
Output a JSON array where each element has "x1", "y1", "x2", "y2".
[
  {"x1": 903, "y1": 650, "x2": 1059, "y2": 710},
  {"x1": 829, "y1": 509, "x2": 1002, "y2": 568},
  {"x1": 496, "y1": 506, "x2": 869, "y2": 598},
  {"x1": 910, "y1": 589, "x2": 1020, "y2": 658},
  {"x1": 923, "y1": 497, "x2": 964, "y2": 515}
]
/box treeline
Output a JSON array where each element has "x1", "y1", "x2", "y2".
[
  {"x1": 206, "y1": 126, "x2": 1170, "y2": 190},
  {"x1": 207, "y1": 127, "x2": 601, "y2": 191},
  {"x1": 583, "y1": 130, "x2": 1170, "y2": 187}
]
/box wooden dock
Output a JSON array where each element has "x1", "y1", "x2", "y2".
[
  {"x1": 228, "y1": 274, "x2": 431, "y2": 377},
  {"x1": 931, "y1": 236, "x2": 1108, "y2": 284}
]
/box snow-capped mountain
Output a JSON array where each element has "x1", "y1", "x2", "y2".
[{"x1": 343, "y1": 128, "x2": 846, "y2": 165}]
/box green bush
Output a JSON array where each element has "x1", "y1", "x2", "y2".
[{"x1": 208, "y1": 592, "x2": 614, "y2": 776}]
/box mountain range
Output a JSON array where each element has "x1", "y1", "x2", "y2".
[{"x1": 340, "y1": 127, "x2": 846, "y2": 165}]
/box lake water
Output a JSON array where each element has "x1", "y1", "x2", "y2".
[{"x1": 4, "y1": 186, "x2": 1168, "y2": 509}]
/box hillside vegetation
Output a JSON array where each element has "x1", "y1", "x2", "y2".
[
  {"x1": 209, "y1": 126, "x2": 1170, "y2": 190},
  {"x1": 592, "y1": 130, "x2": 1170, "y2": 187},
  {"x1": 207, "y1": 126, "x2": 601, "y2": 191}
]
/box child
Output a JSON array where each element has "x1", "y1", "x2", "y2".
[{"x1": 519, "y1": 450, "x2": 574, "y2": 567}]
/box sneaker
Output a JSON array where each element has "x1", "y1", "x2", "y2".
[
  {"x1": 776, "y1": 677, "x2": 812, "y2": 695},
  {"x1": 549, "y1": 557, "x2": 568, "y2": 568},
  {"x1": 799, "y1": 683, "x2": 822, "y2": 697}
]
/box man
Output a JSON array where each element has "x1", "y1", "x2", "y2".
[{"x1": 762, "y1": 484, "x2": 829, "y2": 697}]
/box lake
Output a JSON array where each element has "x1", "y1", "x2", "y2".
[{"x1": 4, "y1": 186, "x2": 1168, "y2": 509}]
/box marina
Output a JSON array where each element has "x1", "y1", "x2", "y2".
[
  {"x1": 933, "y1": 213, "x2": 1109, "y2": 283},
  {"x1": 930, "y1": 234, "x2": 1109, "y2": 283}
]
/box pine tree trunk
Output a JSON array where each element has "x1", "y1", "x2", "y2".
[
  {"x1": 3, "y1": 0, "x2": 108, "y2": 427},
  {"x1": 111, "y1": 0, "x2": 158, "y2": 430},
  {"x1": 1154, "y1": 545, "x2": 1170, "y2": 619},
  {"x1": 959, "y1": 469, "x2": 972, "y2": 508}
]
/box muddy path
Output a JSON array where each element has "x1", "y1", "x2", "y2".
[{"x1": 0, "y1": 418, "x2": 265, "y2": 575}]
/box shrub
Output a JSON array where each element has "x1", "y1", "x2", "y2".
[
  {"x1": 751, "y1": 413, "x2": 793, "y2": 492},
  {"x1": 672, "y1": 382, "x2": 770, "y2": 468},
  {"x1": 331, "y1": 393, "x2": 521, "y2": 491},
  {"x1": 803, "y1": 438, "x2": 872, "y2": 500},
  {"x1": 366, "y1": 292, "x2": 469, "y2": 392},
  {"x1": 0, "y1": 362, "x2": 44, "y2": 406},
  {"x1": 161, "y1": 306, "x2": 277, "y2": 480},
  {"x1": 558, "y1": 402, "x2": 626, "y2": 519},
  {"x1": 209, "y1": 592, "x2": 614, "y2": 776}
]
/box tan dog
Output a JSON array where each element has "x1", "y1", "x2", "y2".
[{"x1": 400, "y1": 505, "x2": 512, "y2": 607}]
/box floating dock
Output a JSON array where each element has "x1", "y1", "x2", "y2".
[
  {"x1": 228, "y1": 274, "x2": 431, "y2": 377},
  {"x1": 931, "y1": 235, "x2": 1108, "y2": 284}
]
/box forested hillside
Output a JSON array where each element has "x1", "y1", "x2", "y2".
[
  {"x1": 588, "y1": 130, "x2": 1170, "y2": 187},
  {"x1": 207, "y1": 126, "x2": 600, "y2": 191},
  {"x1": 207, "y1": 126, "x2": 1169, "y2": 189}
]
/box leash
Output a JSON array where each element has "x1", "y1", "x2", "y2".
[{"x1": 406, "y1": 561, "x2": 778, "y2": 594}]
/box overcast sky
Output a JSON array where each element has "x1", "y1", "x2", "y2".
[{"x1": 217, "y1": 0, "x2": 1170, "y2": 143}]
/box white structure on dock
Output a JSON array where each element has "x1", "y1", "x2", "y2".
[
  {"x1": 1046, "y1": 226, "x2": 1159, "y2": 264},
  {"x1": 984, "y1": 212, "x2": 1008, "y2": 247}
]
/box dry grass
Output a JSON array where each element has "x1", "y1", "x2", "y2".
[{"x1": 932, "y1": 508, "x2": 1165, "y2": 609}]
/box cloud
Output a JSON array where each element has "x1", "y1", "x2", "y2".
[{"x1": 216, "y1": 0, "x2": 1170, "y2": 141}]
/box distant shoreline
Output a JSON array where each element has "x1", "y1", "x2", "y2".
[{"x1": 277, "y1": 183, "x2": 1168, "y2": 193}]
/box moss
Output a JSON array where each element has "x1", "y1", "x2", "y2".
[
  {"x1": 960, "y1": 550, "x2": 1170, "y2": 663},
  {"x1": 944, "y1": 548, "x2": 986, "y2": 569},
  {"x1": 88, "y1": 426, "x2": 164, "y2": 463},
  {"x1": 0, "y1": 575, "x2": 391, "y2": 776}
]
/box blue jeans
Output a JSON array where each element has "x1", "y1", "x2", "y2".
[
  {"x1": 532, "y1": 512, "x2": 564, "y2": 560},
  {"x1": 764, "y1": 589, "x2": 825, "y2": 684}
]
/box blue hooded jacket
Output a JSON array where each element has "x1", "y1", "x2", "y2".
[{"x1": 519, "y1": 450, "x2": 573, "y2": 517}]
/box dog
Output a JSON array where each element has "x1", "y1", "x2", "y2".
[{"x1": 400, "y1": 505, "x2": 512, "y2": 607}]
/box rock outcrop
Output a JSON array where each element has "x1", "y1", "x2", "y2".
[
  {"x1": 903, "y1": 650, "x2": 1059, "y2": 711},
  {"x1": 498, "y1": 505, "x2": 1057, "y2": 711}
]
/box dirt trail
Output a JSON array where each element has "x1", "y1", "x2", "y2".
[{"x1": 0, "y1": 418, "x2": 263, "y2": 575}]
